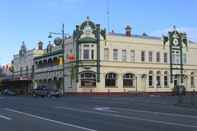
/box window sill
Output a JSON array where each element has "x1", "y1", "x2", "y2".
[
  {"x1": 105, "y1": 86, "x2": 118, "y2": 88},
  {"x1": 80, "y1": 86, "x2": 96, "y2": 88},
  {"x1": 123, "y1": 86, "x2": 135, "y2": 88}
]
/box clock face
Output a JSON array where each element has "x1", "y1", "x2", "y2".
[{"x1": 173, "y1": 38, "x2": 179, "y2": 46}]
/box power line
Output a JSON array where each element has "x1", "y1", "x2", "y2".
[{"x1": 106, "y1": 0, "x2": 110, "y2": 33}]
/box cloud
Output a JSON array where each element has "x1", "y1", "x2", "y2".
[{"x1": 149, "y1": 27, "x2": 197, "y2": 43}]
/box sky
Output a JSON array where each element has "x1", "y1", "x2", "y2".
[{"x1": 0, "y1": 0, "x2": 197, "y2": 65}]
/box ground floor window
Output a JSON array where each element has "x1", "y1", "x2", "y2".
[
  {"x1": 191, "y1": 72, "x2": 195, "y2": 88},
  {"x1": 149, "y1": 71, "x2": 153, "y2": 87},
  {"x1": 123, "y1": 73, "x2": 135, "y2": 88},
  {"x1": 105, "y1": 73, "x2": 117, "y2": 87},
  {"x1": 80, "y1": 72, "x2": 96, "y2": 87},
  {"x1": 156, "y1": 71, "x2": 161, "y2": 88},
  {"x1": 164, "y1": 71, "x2": 168, "y2": 87}
]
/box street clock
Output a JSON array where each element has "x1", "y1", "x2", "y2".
[{"x1": 173, "y1": 38, "x2": 179, "y2": 46}]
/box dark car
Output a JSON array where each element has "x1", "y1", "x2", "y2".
[
  {"x1": 32, "y1": 86, "x2": 60, "y2": 98},
  {"x1": 2, "y1": 89, "x2": 16, "y2": 96}
]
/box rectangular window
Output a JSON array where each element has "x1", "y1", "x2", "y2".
[
  {"x1": 164, "y1": 53, "x2": 168, "y2": 63},
  {"x1": 173, "y1": 51, "x2": 180, "y2": 64},
  {"x1": 149, "y1": 76, "x2": 153, "y2": 87},
  {"x1": 191, "y1": 76, "x2": 195, "y2": 87},
  {"x1": 83, "y1": 49, "x2": 89, "y2": 60},
  {"x1": 104, "y1": 48, "x2": 109, "y2": 60},
  {"x1": 156, "y1": 76, "x2": 161, "y2": 87},
  {"x1": 122, "y1": 50, "x2": 127, "y2": 61},
  {"x1": 113, "y1": 49, "x2": 118, "y2": 61},
  {"x1": 130, "y1": 50, "x2": 135, "y2": 62},
  {"x1": 156, "y1": 52, "x2": 160, "y2": 62},
  {"x1": 141, "y1": 51, "x2": 145, "y2": 62},
  {"x1": 91, "y1": 50, "x2": 94, "y2": 59},
  {"x1": 148, "y1": 51, "x2": 153, "y2": 62},
  {"x1": 183, "y1": 53, "x2": 187, "y2": 64},
  {"x1": 164, "y1": 76, "x2": 168, "y2": 87}
]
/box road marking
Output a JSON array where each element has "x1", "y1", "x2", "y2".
[
  {"x1": 0, "y1": 114, "x2": 12, "y2": 120},
  {"x1": 113, "y1": 107, "x2": 197, "y2": 119},
  {"x1": 5, "y1": 108, "x2": 97, "y2": 131},
  {"x1": 56, "y1": 106, "x2": 197, "y2": 129},
  {"x1": 94, "y1": 107, "x2": 117, "y2": 113}
]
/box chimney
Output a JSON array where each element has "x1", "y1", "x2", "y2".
[
  {"x1": 125, "y1": 25, "x2": 132, "y2": 37},
  {"x1": 38, "y1": 41, "x2": 43, "y2": 50}
]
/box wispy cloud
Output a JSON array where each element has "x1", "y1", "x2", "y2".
[{"x1": 149, "y1": 27, "x2": 197, "y2": 42}]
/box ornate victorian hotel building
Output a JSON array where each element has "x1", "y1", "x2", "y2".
[
  {"x1": 10, "y1": 17, "x2": 197, "y2": 95},
  {"x1": 64, "y1": 18, "x2": 197, "y2": 95}
]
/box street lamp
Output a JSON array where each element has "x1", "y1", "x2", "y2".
[
  {"x1": 135, "y1": 76, "x2": 138, "y2": 96},
  {"x1": 48, "y1": 24, "x2": 69, "y2": 96}
]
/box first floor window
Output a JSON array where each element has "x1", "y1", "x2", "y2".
[
  {"x1": 113, "y1": 49, "x2": 118, "y2": 61},
  {"x1": 122, "y1": 50, "x2": 127, "y2": 61},
  {"x1": 148, "y1": 51, "x2": 153, "y2": 62},
  {"x1": 83, "y1": 49, "x2": 89, "y2": 60},
  {"x1": 141, "y1": 51, "x2": 145, "y2": 62},
  {"x1": 91, "y1": 50, "x2": 94, "y2": 59},
  {"x1": 130, "y1": 50, "x2": 135, "y2": 62},
  {"x1": 164, "y1": 53, "x2": 168, "y2": 63},
  {"x1": 104, "y1": 48, "x2": 109, "y2": 60},
  {"x1": 156, "y1": 52, "x2": 160, "y2": 62}
]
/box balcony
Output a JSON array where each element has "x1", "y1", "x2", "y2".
[{"x1": 35, "y1": 65, "x2": 63, "y2": 73}]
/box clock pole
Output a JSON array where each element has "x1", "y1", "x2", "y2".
[{"x1": 163, "y1": 26, "x2": 188, "y2": 96}]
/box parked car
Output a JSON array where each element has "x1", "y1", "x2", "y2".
[
  {"x1": 32, "y1": 86, "x2": 61, "y2": 98},
  {"x1": 2, "y1": 89, "x2": 16, "y2": 96}
]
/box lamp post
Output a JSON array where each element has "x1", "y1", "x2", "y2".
[
  {"x1": 48, "y1": 24, "x2": 69, "y2": 96},
  {"x1": 135, "y1": 76, "x2": 138, "y2": 96}
]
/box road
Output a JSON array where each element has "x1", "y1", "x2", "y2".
[{"x1": 0, "y1": 96, "x2": 197, "y2": 131}]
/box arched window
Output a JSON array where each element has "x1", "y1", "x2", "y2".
[
  {"x1": 80, "y1": 71, "x2": 96, "y2": 87},
  {"x1": 123, "y1": 73, "x2": 135, "y2": 88},
  {"x1": 156, "y1": 71, "x2": 161, "y2": 88},
  {"x1": 164, "y1": 71, "x2": 168, "y2": 87},
  {"x1": 191, "y1": 72, "x2": 195, "y2": 88},
  {"x1": 148, "y1": 71, "x2": 153, "y2": 87},
  {"x1": 105, "y1": 73, "x2": 117, "y2": 87}
]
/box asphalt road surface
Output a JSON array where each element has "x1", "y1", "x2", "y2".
[{"x1": 1, "y1": 96, "x2": 197, "y2": 131}]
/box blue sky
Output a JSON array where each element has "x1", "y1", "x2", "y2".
[{"x1": 0, "y1": 0, "x2": 197, "y2": 65}]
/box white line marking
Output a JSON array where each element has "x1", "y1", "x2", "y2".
[
  {"x1": 94, "y1": 107, "x2": 117, "y2": 113},
  {"x1": 5, "y1": 108, "x2": 96, "y2": 131},
  {"x1": 0, "y1": 114, "x2": 12, "y2": 120},
  {"x1": 56, "y1": 106, "x2": 197, "y2": 129},
  {"x1": 113, "y1": 107, "x2": 197, "y2": 119}
]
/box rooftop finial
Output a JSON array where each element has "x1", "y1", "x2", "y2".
[
  {"x1": 87, "y1": 16, "x2": 90, "y2": 21},
  {"x1": 173, "y1": 25, "x2": 177, "y2": 31}
]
